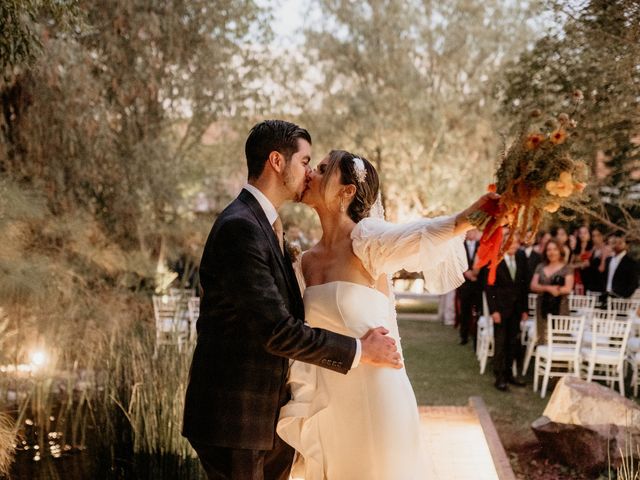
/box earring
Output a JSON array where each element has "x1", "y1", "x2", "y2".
[{"x1": 340, "y1": 198, "x2": 345, "y2": 213}]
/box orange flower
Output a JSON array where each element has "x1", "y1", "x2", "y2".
[
  {"x1": 487, "y1": 183, "x2": 497, "y2": 193},
  {"x1": 546, "y1": 171, "x2": 574, "y2": 197},
  {"x1": 550, "y1": 129, "x2": 567, "y2": 145},
  {"x1": 525, "y1": 133, "x2": 544, "y2": 150},
  {"x1": 544, "y1": 202, "x2": 560, "y2": 213},
  {"x1": 573, "y1": 182, "x2": 586, "y2": 193}
]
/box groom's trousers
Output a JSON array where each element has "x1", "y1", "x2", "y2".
[{"x1": 188, "y1": 434, "x2": 294, "y2": 480}]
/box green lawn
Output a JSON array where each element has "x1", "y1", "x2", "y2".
[{"x1": 399, "y1": 319, "x2": 549, "y2": 447}]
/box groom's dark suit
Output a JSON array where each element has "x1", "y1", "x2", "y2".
[{"x1": 182, "y1": 189, "x2": 356, "y2": 479}]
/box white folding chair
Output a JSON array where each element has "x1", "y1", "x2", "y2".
[
  {"x1": 569, "y1": 294, "x2": 596, "y2": 316},
  {"x1": 627, "y1": 352, "x2": 640, "y2": 397},
  {"x1": 580, "y1": 317, "x2": 632, "y2": 396},
  {"x1": 607, "y1": 297, "x2": 640, "y2": 320},
  {"x1": 187, "y1": 296, "x2": 200, "y2": 341},
  {"x1": 521, "y1": 294, "x2": 537, "y2": 345},
  {"x1": 476, "y1": 293, "x2": 494, "y2": 375},
  {"x1": 521, "y1": 294, "x2": 538, "y2": 375},
  {"x1": 169, "y1": 287, "x2": 196, "y2": 298},
  {"x1": 152, "y1": 295, "x2": 190, "y2": 355},
  {"x1": 533, "y1": 314, "x2": 585, "y2": 398}
]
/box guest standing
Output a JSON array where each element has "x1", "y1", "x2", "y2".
[
  {"x1": 485, "y1": 233, "x2": 529, "y2": 391},
  {"x1": 583, "y1": 227, "x2": 607, "y2": 294},
  {"x1": 571, "y1": 226, "x2": 593, "y2": 294},
  {"x1": 530, "y1": 239, "x2": 575, "y2": 344},
  {"x1": 600, "y1": 233, "x2": 638, "y2": 299},
  {"x1": 456, "y1": 229, "x2": 482, "y2": 346}
]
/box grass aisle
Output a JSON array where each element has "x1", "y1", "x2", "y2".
[{"x1": 399, "y1": 319, "x2": 548, "y2": 448}]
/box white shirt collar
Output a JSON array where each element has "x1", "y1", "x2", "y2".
[{"x1": 243, "y1": 184, "x2": 279, "y2": 225}]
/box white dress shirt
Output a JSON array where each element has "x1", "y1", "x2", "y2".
[
  {"x1": 243, "y1": 184, "x2": 362, "y2": 368},
  {"x1": 606, "y1": 251, "x2": 627, "y2": 293}
]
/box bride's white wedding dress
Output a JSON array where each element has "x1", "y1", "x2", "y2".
[{"x1": 277, "y1": 215, "x2": 468, "y2": 480}]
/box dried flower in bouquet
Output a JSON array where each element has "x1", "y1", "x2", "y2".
[{"x1": 470, "y1": 91, "x2": 588, "y2": 284}]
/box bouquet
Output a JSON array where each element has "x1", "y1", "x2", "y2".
[{"x1": 471, "y1": 90, "x2": 588, "y2": 284}]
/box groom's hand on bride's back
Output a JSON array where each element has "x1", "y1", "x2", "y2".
[{"x1": 360, "y1": 327, "x2": 403, "y2": 369}]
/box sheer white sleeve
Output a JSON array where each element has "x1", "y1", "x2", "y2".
[{"x1": 350, "y1": 215, "x2": 467, "y2": 294}]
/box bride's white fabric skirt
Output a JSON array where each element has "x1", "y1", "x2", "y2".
[{"x1": 277, "y1": 282, "x2": 427, "y2": 480}]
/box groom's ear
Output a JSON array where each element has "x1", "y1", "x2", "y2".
[{"x1": 267, "y1": 151, "x2": 285, "y2": 173}]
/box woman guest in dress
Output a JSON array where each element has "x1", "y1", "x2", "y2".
[
  {"x1": 583, "y1": 227, "x2": 607, "y2": 295},
  {"x1": 571, "y1": 225, "x2": 593, "y2": 294},
  {"x1": 552, "y1": 226, "x2": 572, "y2": 265},
  {"x1": 530, "y1": 239, "x2": 575, "y2": 344}
]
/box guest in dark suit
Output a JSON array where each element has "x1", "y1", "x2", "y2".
[
  {"x1": 485, "y1": 231, "x2": 529, "y2": 392},
  {"x1": 600, "y1": 233, "x2": 639, "y2": 299},
  {"x1": 520, "y1": 235, "x2": 542, "y2": 290},
  {"x1": 456, "y1": 228, "x2": 482, "y2": 346},
  {"x1": 182, "y1": 120, "x2": 400, "y2": 480},
  {"x1": 582, "y1": 227, "x2": 607, "y2": 294}
]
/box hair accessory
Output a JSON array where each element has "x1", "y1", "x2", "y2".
[{"x1": 352, "y1": 157, "x2": 367, "y2": 183}]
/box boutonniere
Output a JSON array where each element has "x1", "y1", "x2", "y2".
[{"x1": 285, "y1": 239, "x2": 302, "y2": 263}]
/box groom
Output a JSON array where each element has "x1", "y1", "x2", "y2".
[{"x1": 182, "y1": 120, "x2": 401, "y2": 480}]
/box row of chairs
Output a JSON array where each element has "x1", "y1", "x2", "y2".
[
  {"x1": 151, "y1": 289, "x2": 200, "y2": 355},
  {"x1": 533, "y1": 314, "x2": 632, "y2": 397},
  {"x1": 477, "y1": 292, "x2": 640, "y2": 397}
]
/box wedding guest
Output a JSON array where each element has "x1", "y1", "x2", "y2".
[
  {"x1": 571, "y1": 225, "x2": 593, "y2": 294},
  {"x1": 456, "y1": 228, "x2": 482, "y2": 346},
  {"x1": 520, "y1": 232, "x2": 542, "y2": 290},
  {"x1": 552, "y1": 226, "x2": 572, "y2": 264},
  {"x1": 530, "y1": 239, "x2": 574, "y2": 344},
  {"x1": 583, "y1": 227, "x2": 606, "y2": 294},
  {"x1": 485, "y1": 232, "x2": 529, "y2": 391},
  {"x1": 535, "y1": 231, "x2": 551, "y2": 256},
  {"x1": 600, "y1": 233, "x2": 638, "y2": 299}
]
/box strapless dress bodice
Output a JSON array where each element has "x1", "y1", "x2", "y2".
[{"x1": 303, "y1": 281, "x2": 391, "y2": 338}]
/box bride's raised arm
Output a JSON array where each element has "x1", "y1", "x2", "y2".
[{"x1": 350, "y1": 193, "x2": 497, "y2": 294}]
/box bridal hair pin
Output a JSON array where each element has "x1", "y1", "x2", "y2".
[{"x1": 352, "y1": 157, "x2": 367, "y2": 183}]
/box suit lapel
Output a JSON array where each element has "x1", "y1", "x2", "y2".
[{"x1": 238, "y1": 190, "x2": 302, "y2": 304}]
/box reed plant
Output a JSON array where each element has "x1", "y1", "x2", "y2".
[{"x1": 0, "y1": 411, "x2": 15, "y2": 477}]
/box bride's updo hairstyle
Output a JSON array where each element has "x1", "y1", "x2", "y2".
[{"x1": 321, "y1": 150, "x2": 379, "y2": 223}]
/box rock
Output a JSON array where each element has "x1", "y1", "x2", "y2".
[
  {"x1": 543, "y1": 375, "x2": 640, "y2": 426},
  {"x1": 531, "y1": 376, "x2": 640, "y2": 474}
]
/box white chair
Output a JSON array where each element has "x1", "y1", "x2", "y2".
[
  {"x1": 152, "y1": 295, "x2": 190, "y2": 355},
  {"x1": 627, "y1": 352, "x2": 640, "y2": 397},
  {"x1": 476, "y1": 315, "x2": 494, "y2": 375},
  {"x1": 579, "y1": 317, "x2": 632, "y2": 396},
  {"x1": 569, "y1": 294, "x2": 596, "y2": 315},
  {"x1": 607, "y1": 297, "x2": 640, "y2": 320},
  {"x1": 187, "y1": 296, "x2": 200, "y2": 341},
  {"x1": 476, "y1": 293, "x2": 493, "y2": 375},
  {"x1": 533, "y1": 314, "x2": 585, "y2": 398},
  {"x1": 521, "y1": 294, "x2": 537, "y2": 345},
  {"x1": 169, "y1": 287, "x2": 196, "y2": 297},
  {"x1": 521, "y1": 294, "x2": 538, "y2": 375}
]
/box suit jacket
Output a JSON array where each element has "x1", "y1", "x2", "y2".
[
  {"x1": 485, "y1": 251, "x2": 529, "y2": 319},
  {"x1": 605, "y1": 254, "x2": 639, "y2": 298},
  {"x1": 458, "y1": 240, "x2": 481, "y2": 294},
  {"x1": 521, "y1": 248, "x2": 542, "y2": 290},
  {"x1": 182, "y1": 190, "x2": 356, "y2": 450}
]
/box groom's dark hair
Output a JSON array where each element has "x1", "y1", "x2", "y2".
[{"x1": 245, "y1": 120, "x2": 312, "y2": 180}]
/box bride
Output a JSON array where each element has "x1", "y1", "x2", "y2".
[{"x1": 276, "y1": 150, "x2": 495, "y2": 479}]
